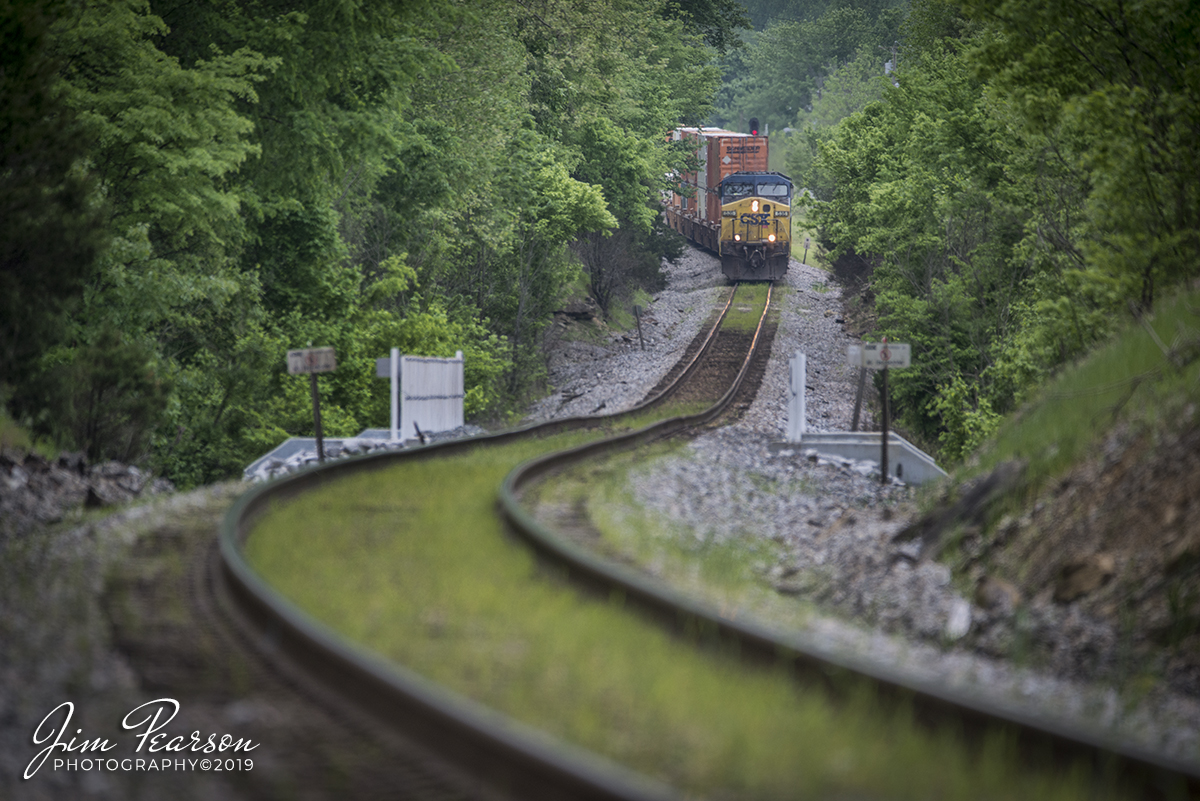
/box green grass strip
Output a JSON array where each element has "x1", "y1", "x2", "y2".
[
  {"x1": 724, "y1": 283, "x2": 770, "y2": 331},
  {"x1": 245, "y1": 432, "x2": 1111, "y2": 800}
]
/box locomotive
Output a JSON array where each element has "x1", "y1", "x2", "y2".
[{"x1": 664, "y1": 127, "x2": 794, "y2": 281}]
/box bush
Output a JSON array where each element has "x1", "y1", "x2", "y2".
[{"x1": 41, "y1": 328, "x2": 171, "y2": 463}]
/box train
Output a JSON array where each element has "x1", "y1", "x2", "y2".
[{"x1": 664, "y1": 127, "x2": 794, "y2": 282}]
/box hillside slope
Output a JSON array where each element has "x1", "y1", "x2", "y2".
[{"x1": 917, "y1": 286, "x2": 1200, "y2": 695}]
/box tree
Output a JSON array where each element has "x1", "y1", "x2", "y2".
[
  {"x1": 813, "y1": 44, "x2": 1030, "y2": 447},
  {"x1": 0, "y1": 0, "x2": 105, "y2": 396},
  {"x1": 5, "y1": 0, "x2": 727, "y2": 483},
  {"x1": 714, "y1": 4, "x2": 905, "y2": 133},
  {"x1": 960, "y1": 0, "x2": 1200, "y2": 311},
  {"x1": 661, "y1": 0, "x2": 751, "y2": 54}
]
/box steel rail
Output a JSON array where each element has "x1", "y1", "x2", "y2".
[
  {"x1": 216, "y1": 285, "x2": 751, "y2": 800},
  {"x1": 498, "y1": 297, "x2": 1200, "y2": 797}
]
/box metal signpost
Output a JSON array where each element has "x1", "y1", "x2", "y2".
[
  {"x1": 287, "y1": 347, "x2": 337, "y2": 462},
  {"x1": 375, "y1": 347, "x2": 400, "y2": 440},
  {"x1": 803, "y1": 236, "x2": 811, "y2": 265},
  {"x1": 847, "y1": 339, "x2": 911, "y2": 484}
]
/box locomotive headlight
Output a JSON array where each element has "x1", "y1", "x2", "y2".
[
  {"x1": 734, "y1": 234, "x2": 741, "y2": 242},
  {"x1": 751, "y1": 200, "x2": 759, "y2": 212},
  {"x1": 768, "y1": 234, "x2": 776, "y2": 242}
]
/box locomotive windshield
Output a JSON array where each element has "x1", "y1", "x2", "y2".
[
  {"x1": 756, "y1": 182, "x2": 790, "y2": 198},
  {"x1": 721, "y1": 174, "x2": 793, "y2": 201},
  {"x1": 722, "y1": 182, "x2": 753, "y2": 200}
]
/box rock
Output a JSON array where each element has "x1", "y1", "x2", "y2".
[
  {"x1": 94, "y1": 460, "x2": 128, "y2": 479},
  {"x1": 3, "y1": 465, "x2": 28, "y2": 491},
  {"x1": 945, "y1": 597, "x2": 972, "y2": 640},
  {"x1": 975, "y1": 576, "x2": 1022, "y2": 612},
  {"x1": 85, "y1": 485, "x2": 108, "y2": 509},
  {"x1": 993, "y1": 513, "x2": 1020, "y2": 546},
  {"x1": 1167, "y1": 531, "x2": 1200, "y2": 573},
  {"x1": 560, "y1": 298, "x2": 600, "y2": 321},
  {"x1": 1054, "y1": 553, "x2": 1116, "y2": 603},
  {"x1": 774, "y1": 579, "x2": 808, "y2": 596},
  {"x1": 117, "y1": 465, "x2": 147, "y2": 494},
  {"x1": 893, "y1": 460, "x2": 1025, "y2": 559},
  {"x1": 149, "y1": 478, "x2": 176, "y2": 495},
  {"x1": 58, "y1": 451, "x2": 88, "y2": 473}
]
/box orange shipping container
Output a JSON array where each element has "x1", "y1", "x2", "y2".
[
  {"x1": 670, "y1": 128, "x2": 769, "y2": 223},
  {"x1": 704, "y1": 134, "x2": 768, "y2": 220}
]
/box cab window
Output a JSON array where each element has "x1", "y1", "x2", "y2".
[{"x1": 722, "y1": 182, "x2": 752, "y2": 200}]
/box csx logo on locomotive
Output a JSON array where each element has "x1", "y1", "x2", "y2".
[{"x1": 739, "y1": 212, "x2": 769, "y2": 226}]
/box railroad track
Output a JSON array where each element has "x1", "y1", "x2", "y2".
[
  {"x1": 213, "y1": 283, "x2": 769, "y2": 800},
  {"x1": 216, "y1": 281, "x2": 1200, "y2": 800}
]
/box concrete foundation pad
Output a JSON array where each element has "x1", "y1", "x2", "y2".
[{"x1": 770, "y1": 431, "x2": 948, "y2": 485}]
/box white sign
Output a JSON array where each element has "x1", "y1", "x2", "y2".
[
  {"x1": 287, "y1": 347, "x2": 337, "y2": 374},
  {"x1": 862, "y1": 342, "x2": 910, "y2": 369}
]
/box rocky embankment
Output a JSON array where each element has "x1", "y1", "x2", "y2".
[{"x1": 1, "y1": 450, "x2": 174, "y2": 543}]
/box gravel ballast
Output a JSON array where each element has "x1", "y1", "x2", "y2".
[{"x1": 533, "y1": 245, "x2": 1200, "y2": 765}]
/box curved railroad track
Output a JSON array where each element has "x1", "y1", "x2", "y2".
[
  {"x1": 216, "y1": 280, "x2": 1200, "y2": 800},
  {"x1": 212, "y1": 283, "x2": 769, "y2": 800}
]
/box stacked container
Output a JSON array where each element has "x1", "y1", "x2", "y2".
[{"x1": 666, "y1": 127, "x2": 769, "y2": 249}]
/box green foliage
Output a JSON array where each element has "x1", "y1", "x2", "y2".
[
  {"x1": 931, "y1": 373, "x2": 1002, "y2": 461},
  {"x1": 2, "y1": 0, "x2": 721, "y2": 486},
  {"x1": 40, "y1": 327, "x2": 171, "y2": 463},
  {"x1": 572, "y1": 217, "x2": 678, "y2": 318},
  {"x1": 804, "y1": 48, "x2": 892, "y2": 129},
  {"x1": 961, "y1": 0, "x2": 1200, "y2": 313},
  {"x1": 50, "y1": 0, "x2": 268, "y2": 275},
  {"x1": 661, "y1": 0, "x2": 751, "y2": 54},
  {"x1": 0, "y1": 0, "x2": 106, "y2": 392},
  {"x1": 714, "y1": 4, "x2": 905, "y2": 133},
  {"x1": 798, "y1": 0, "x2": 1200, "y2": 463},
  {"x1": 813, "y1": 44, "x2": 1030, "y2": 447},
  {"x1": 971, "y1": 286, "x2": 1200, "y2": 492},
  {"x1": 784, "y1": 47, "x2": 892, "y2": 198}
]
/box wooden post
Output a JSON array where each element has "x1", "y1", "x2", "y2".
[
  {"x1": 634, "y1": 305, "x2": 645, "y2": 351},
  {"x1": 310, "y1": 373, "x2": 325, "y2": 463},
  {"x1": 851, "y1": 367, "x2": 866, "y2": 432}
]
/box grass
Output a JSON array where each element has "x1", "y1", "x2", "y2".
[
  {"x1": 0, "y1": 406, "x2": 58, "y2": 459},
  {"x1": 245, "y1": 434, "x2": 1118, "y2": 800},
  {"x1": 0, "y1": 408, "x2": 32, "y2": 451},
  {"x1": 790, "y1": 205, "x2": 831, "y2": 272},
  {"x1": 967, "y1": 286, "x2": 1200, "y2": 493},
  {"x1": 537, "y1": 443, "x2": 812, "y2": 623},
  {"x1": 606, "y1": 288, "x2": 656, "y2": 331},
  {"x1": 724, "y1": 283, "x2": 769, "y2": 331}
]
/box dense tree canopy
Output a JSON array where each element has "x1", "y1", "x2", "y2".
[
  {"x1": 1, "y1": 0, "x2": 721, "y2": 485},
  {"x1": 713, "y1": 1, "x2": 905, "y2": 133},
  {"x1": 11, "y1": 0, "x2": 1192, "y2": 477},
  {"x1": 801, "y1": 0, "x2": 1200, "y2": 459},
  {"x1": 0, "y1": 0, "x2": 106, "y2": 394}
]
